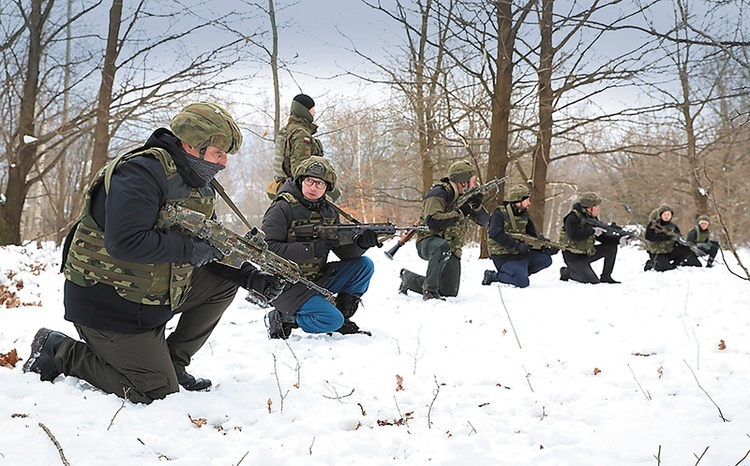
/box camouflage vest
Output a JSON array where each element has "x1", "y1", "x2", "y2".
[
  {"x1": 488, "y1": 204, "x2": 529, "y2": 255},
  {"x1": 64, "y1": 148, "x2": 215, "y2": 310},
  {"x1": 418, "y1": 181, "x2": 472, "y2": 257},
  {"x1": 273, "y1": 118, "x2": 324, "y2": 182},
  {"x1": 691, "y1": 226, "x2": 709, "y2": 244},
  {"x1": 645, "y1": 221, "x2": 677, "y2": 254},
  {"x1": 277, "y1": 192, "x2": 336, "y2": 281},
  {"x1": 559, "y1": 210, "x2": 596, "y2": 256}
]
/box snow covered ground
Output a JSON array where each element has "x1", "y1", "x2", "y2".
[{"x1": 1, "y1": 240, "x2": 749, "y2": 465}]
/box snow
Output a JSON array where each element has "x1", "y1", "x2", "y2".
[{"x1": 1, "y1": 241, "x2": 749, "y2": 465}]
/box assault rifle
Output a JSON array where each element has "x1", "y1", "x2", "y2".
[
  {"x1": 157, "y1": 204, "x2": 335, "y2": 301},
  {"x1": 508, "y1": 233, "x2": 586, "y2": 255},
  {"x1": 454, "y1": 176, "x2": 508, "y2": 208},
  {"x1": 384, "y1": 228, "x2": 418, "y2": 259},
  {"x1": 651, "y1": 223, "x2": 707, "y2": 257},
  {"x1": 291, "y1": 223, "x2": 427, "y2": 247},
  {"x1": 581, "y1": 217, "x2": 639, "y2": 240}
]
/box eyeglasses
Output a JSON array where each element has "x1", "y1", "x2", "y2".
[{"x1": 302, "y1": 177, "x2": 328, "y2": 189}]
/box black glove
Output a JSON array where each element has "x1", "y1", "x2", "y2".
[
  {"x1": 312, "y1": 238, "x2": 338, "y2": 258},
  {"x1": 516, "y1": 241, "x2": 529, "y2": 255},
  {"x1": 356, "y1": 229, "x2": 380, "y2": 249},
  {"x1": 458, "y1": 193, "x2": 483, "y2": 216},
  {"x1": 540, "y1": 246, "x2": 559, "y2": 255},
  {"x1": 188, "y1": 239, "x2": 223, "y2": 266},
  {"x1": 242, "y1": 265, "x2": 285, "y2": 301}
]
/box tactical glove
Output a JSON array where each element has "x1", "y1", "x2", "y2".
[
  {"x1": 188, "y1": 239, "x2": 223, "y2": 267},
  {"x1": 516, "y1": 241, "x2": 529, "y2": 255},
  {"x1": 458, "y1": 193, "x2": 484, "y2": 216},
  {"x1": 540, "y1": 246, "x2": 559, "y2": 255},
  {"x1": 242, "y1": 264, "x2": 285, "y2": 301},
  {"x1": 356, "y1": 229, "x2": 380, "y2": 249}
]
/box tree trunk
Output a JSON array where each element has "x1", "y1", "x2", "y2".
[
  {"x1": 89, "y1": 0, "x2": 123, "y2": 181},
  {"x1": 530, "y1": 0, "x2": 553, "y2": 231}
]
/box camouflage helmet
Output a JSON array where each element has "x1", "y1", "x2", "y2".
[
  {"x1": 579, "y1": 192, "x2": 601, "y2": 208},
  {"x1": 448, "y1": 160, "x2": 475, "y2": 183},
  {"x1": 697, "y1": 214, "x2": 710, "y2": 224},
  {"x1": 294, "y1": 156, "x2": 337, "y2": 191},
  {"x1": 170, "y1": 102, "x2": 243, "y2": 154},
  {"x1": 657, "y1": 204, "x2": 673, "y2": 215},
  {"x1": 505, "y1": 184, "x2": 531, "y2": 203}
]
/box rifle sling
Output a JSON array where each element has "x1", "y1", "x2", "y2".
[{"x1": 211, "y1": 179, "x2": 254, "y2": 231}]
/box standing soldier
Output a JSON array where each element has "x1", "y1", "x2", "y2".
[
  {"x1": 267, "y1": 94, "x2": 341, "y2": 200},
  {"x1": 644, "y1": 204, "x2": 692, "y2": 271},
  {"x1": 559, "y1": 192, "x2": 621, "y2": 284},
  {"x1": 23, "y1": 103, "x2": 284, "y2": 404},
  {"x1": 683, "y1": 215, "x2": 719, "y2": 267},
  {"x1": 398, "y1": 161, "x2": 489, "y2": 300},
  {"x1": 482, "y1": 184, "x2": 556, "y2": 288}
]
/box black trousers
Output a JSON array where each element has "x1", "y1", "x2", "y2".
[
  {"x1": 401, "y1": 237, "x2": 461, "y2": 296},
  {"x1": 55, "y1": 266, "x2": 238, "y2": 404},
  {"x1": 562, "y1": 242, "x2": 618, "y2": 284},
  {"x1": 648, "y1": 244, "x2": 692, "y2": 271}
]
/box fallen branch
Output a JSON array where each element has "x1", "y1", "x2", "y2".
[
  {"x1": 694, "y1": 446, "x2": 709, "y2": 465},
  {"x1": 39, "y1": 422, "x2": 70, "y2": 466},
  {"x1": 271, "y1": 353, "x2": 290, "y2": 414},
  {"x1": 522, "y1": 365, "x2": 534, "y2": 393},
  {"x1": 309, "y1": 437, "x2": 315, "y2": 455},
  {"x1": 322, "y1": 381, "x2": 355, "y2": 401},
  {"x1": 734, "y1": 449, "x2": 750, "y2": 466},
  {"x1": 683, "y1": 360, "x2": 729, "y2": 422},
  {"x1": 107, "y1": 387, "x2": 129, "y2": 431},
  {"x1": 235, "y1": 451, "x2": 249, "y2": 465}
]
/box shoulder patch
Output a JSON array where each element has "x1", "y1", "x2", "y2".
[{"x1": 303, "y1": 137, "x2": 311, "y2": 143}]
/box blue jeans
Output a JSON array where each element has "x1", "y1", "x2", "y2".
[
  {"x1": 295, "y1": 256, "x2": 374, "y2": 333},
  {"x1": 490, "y1": 251, "x2": 552, "y2": 288}
]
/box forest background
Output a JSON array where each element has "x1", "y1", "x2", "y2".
[{"x1": 1, "y1": 0, "x2": 749, "y2": 252}]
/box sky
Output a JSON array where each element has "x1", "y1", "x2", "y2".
[{"x1": 2, "y1": 240, "x2": 750, "y2": 465}]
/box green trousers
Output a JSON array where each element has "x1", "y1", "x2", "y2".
[
  {"x1": 401, "y1": 236, "x2": 461, "y2": 297},
  {"x1": 55, "y1": 266, "x2": 238, "y2": 404}
]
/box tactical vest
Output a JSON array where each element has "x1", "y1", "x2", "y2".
[
  {"x1": 418, "y1": 181, "x2": 472, "y2": 258},
  {"x1": 559, "y1": 210, "x2": 596, "y2": 256},
  {"x1": 691, "y1": 226, "x2": 709, "y2": 244},
  {"x1": 64, "y1": 148, "x2": 215, "y2": 310},
  {"x1": 277, "y1": 192, "x2": 336, "y2": 281},
  {"x1": 645, "y1": 221, "x2": 677, "y2": 254},
  {"x1": 488, "y1": 204, "x2": 529, "y2": 255}
]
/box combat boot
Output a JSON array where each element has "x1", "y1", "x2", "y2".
[
  {"x1": 334, "y1": 293, "x2": 370, "y2": 335},
  {"x1": 176, "y1": 370, "x2": 212, "y2": 391},
  {"x1": 422, "y1": 290, "x2": 445, "y2": 301},
  {"x1": 559, "y1": 267, "x2": 569, "y2": 281},
  {"x1": 23, "y1": 328, "x2": 70, "y2": 382},
  {"x1": 265, "y1": 309, "x2": 297, "y2": 340},
  {"x1": 398, "y1": 269, "x2": 410, "y2": 295},
  {"x1": 482, "y1": 270, "x2": 496, "y2": 286}
]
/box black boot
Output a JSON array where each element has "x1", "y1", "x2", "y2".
[
  {"x1": 559, "y1": 267, "x2": 569, "y2": 282},
  {"x1": 482, "y1": 270, "x2": 496, "y2": 286},
  {"x1": 176, "y1": 370, "x2": 212, "y2": 391},
  {"x1": 265, "y1": 309, "x2": 297, "y2": 340},
  {"x1": 334, "y1": 294, "x2": 370, "y2": 336},
  {"x1": 23, "y1": 328, "x2": 70, "y2": 382},
  {"x1": 398, "y1": 269, "x2": 410, "y2": 295},
  {"x1": 599, "y1": 275, "x2": 621, "y2": 284}
]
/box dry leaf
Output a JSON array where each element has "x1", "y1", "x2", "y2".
[
  {"x1": 593, "y1": 367, "x2": 601, "y2": 375},
  {"x1": 267, "y1": 398, "x2": 273, "y2": 413},
  {"x1": 188, "y1": 414, "x2": 207, "y2": 428},
  {"x1": 0, "y1": 349, "x2": 21, "y2": 369},
  {"x1": 657, "y1": 366, "x2": 664, "y2": 379},
  {"x1": 395, "y1": 374, "x2": 404, "y2": 391},
  {"x1": 718, "y1": 339, "x2": 726, "y2": 350}
]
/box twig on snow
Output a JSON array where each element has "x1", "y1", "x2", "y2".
[
  {"x1": 522, "y1": 365, "x2": 534, "y2": 393},
  {"x1": 427, "y1": 374, "x2": 441, "y2": 429},
  {"x1": 309, "y1": 437, "x2": 315, "y2": 455},
  {"x1": 271, "y1": 353, "x2": 290, "y2": 414},
  {"x1": 498, "y1": 287, "x2": 521, "y2": 348},
  {"x1": 235, "y1": 450, "x2": 249, "y2": 465},
  {"x1": 734, "y1": 449, "x2": 750, "y2": 465},
  {"x1": 322, "y1": 381, "x2": 355, "y2": 401},
  {"x1": 684, "y1": 360, "x2": 729, "y2": 422},
  {"x1": 39, "y1": 422, "x2": 70, "y2": 466},
  {"x1": 107, "y1": 387, "x2": 129, "y2": 431},
  {"x1": 627, "y1": 364, "x2": 652, "y2": 401}
]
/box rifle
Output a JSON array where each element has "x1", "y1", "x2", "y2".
[
  {"x1": 384, "y1": 228, "x2": 418, "y2": 259},
  {"x1": 454, "y1": 176, "x2": 508, "y2": 208},
  {"x1": 581, "y1": 217, "x2": 639, "y2": 240},
  {"x1": 651, "y1": 223, "x2": 707, "y2": 257},
  {"x1": 508, "y1": 233, "x2": 587, "y2": 255},
  {"x1": 157, "y1": 203, "x2": 335, "y2": 302},
  {"x1": 291, "y1": 222, "x2": 426, "y2": 247}
]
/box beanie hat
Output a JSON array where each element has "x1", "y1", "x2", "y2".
[
  {"x1": 579, "y1": 192, "x2": 601, "y2": 208},
  {"x1": 293, "y1": 94, "x2": 315, "y2": 110},
  {"x1": 697, "y1": 214, "x2": 710, "y2": 224}
]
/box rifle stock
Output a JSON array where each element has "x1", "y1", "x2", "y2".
[{"x1": 157, "y1": 204, "x2": 335, "y2": 301}]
